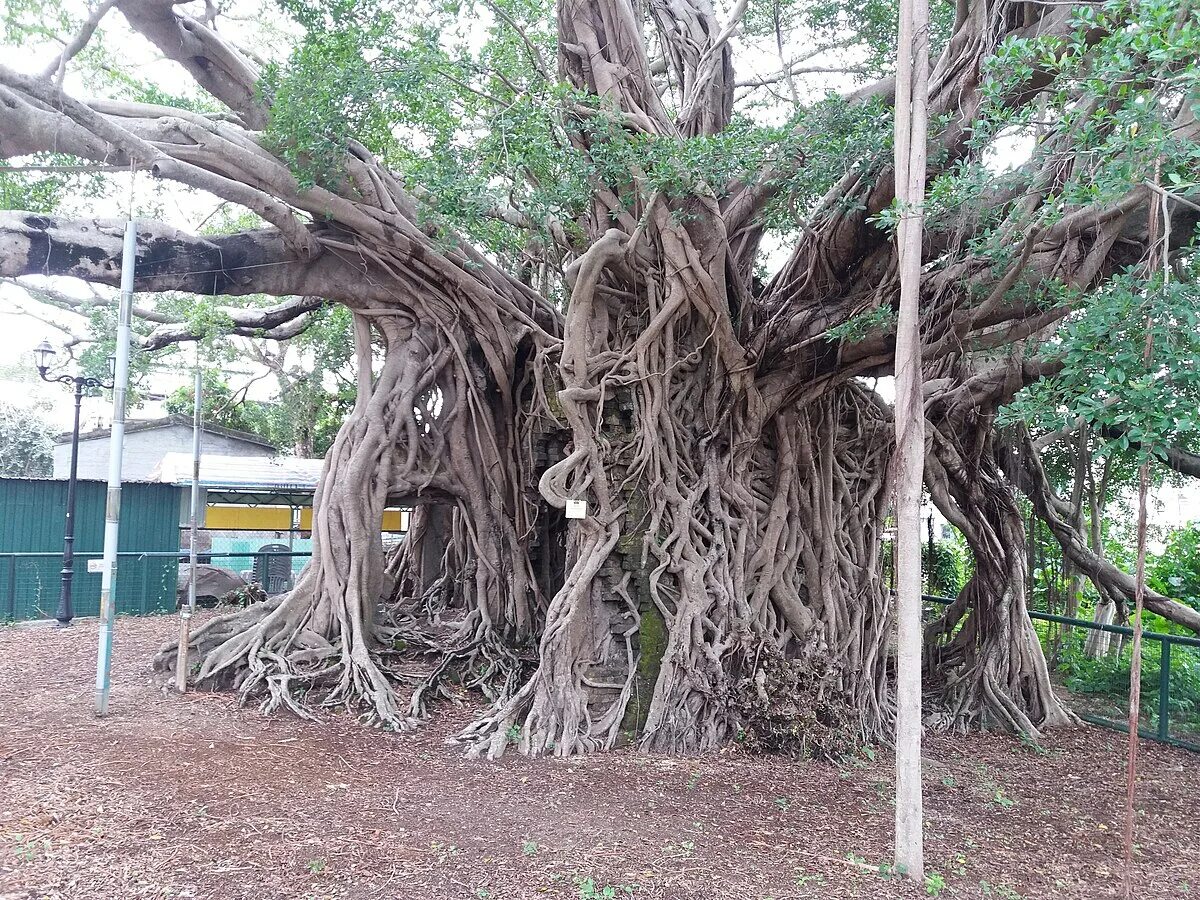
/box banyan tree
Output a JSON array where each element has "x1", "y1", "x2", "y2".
[{"x1": 1, "y1": 0, "x2": 1198, "y2": 757}]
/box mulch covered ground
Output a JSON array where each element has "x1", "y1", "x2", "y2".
[{"x1": 1, "y1": 614, "x2": 1197, "y2": 900}]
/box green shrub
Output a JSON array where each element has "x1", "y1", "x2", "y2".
[
  {"x1": 1056, "y1": 632, "x2": 1200, "y2": 733},
  {"x1": 923, "y1": 536, "x2": 969, "y2": 598},
  {"x1": 1150, "y1": 521, "x2": 1200, "y2": 615}
]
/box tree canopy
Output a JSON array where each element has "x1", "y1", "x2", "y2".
[{"x1": 0, "y1": 400, "x2": 55, "y2": 477}]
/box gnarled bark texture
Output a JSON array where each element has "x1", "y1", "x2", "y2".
[
  {"x1": 923, "y1": 361, "x2": 1077, "y2": 735},
  {"x1": 1, "y1": 0, "x2": 1193, "y2": 757}
]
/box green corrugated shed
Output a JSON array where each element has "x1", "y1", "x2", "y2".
[{"x1": 0, "y1": 478, "x2": 183, "y2": 621}]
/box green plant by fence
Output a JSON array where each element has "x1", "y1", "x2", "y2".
[
  {"x1": 924, "y1": 594, "x2": 1200, "y2": 753},
  {"x1": 0, "y1": 550, "x2": 312, "y2": 623}
]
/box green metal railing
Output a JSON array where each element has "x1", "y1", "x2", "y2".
[
  {"x1": 0, "y1": 550, "x2": 313, "y2": 623},
  {"x1": 924, "y1": 594, "x2": 1200, "y2": 753}
]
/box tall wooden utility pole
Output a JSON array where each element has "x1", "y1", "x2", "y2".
[{"x1": 892, "y1": 0, "x2": 930, "y2": 878}]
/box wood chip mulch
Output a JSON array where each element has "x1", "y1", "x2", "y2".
[{"x1": 2, "y1": 613, "x2": 1197, "y2": 899}]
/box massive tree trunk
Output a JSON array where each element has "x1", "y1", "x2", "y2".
[
  {"x1": 1, "y1": 0, "x2": 1189, "y2": 757},
  {"x1": 159, "y1": 310, "x2": 551, "y2": 726},
  {"x1": 459, "y1": 380, "x2": 896, "y2": 758}
]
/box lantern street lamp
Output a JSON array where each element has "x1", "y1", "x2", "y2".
[{"x1": 33, "y1": 341, "x2": 116, "y2": 626}]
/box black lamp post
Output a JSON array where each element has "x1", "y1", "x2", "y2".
[{"x1": 34, "y1": 340, "x2": 116, "y2": 626}]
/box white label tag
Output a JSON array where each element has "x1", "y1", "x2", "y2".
[
  {"x1": 565, "y1": 499, "x2": 588, "y2": 519},
  {"x1": 87, "y1": 558, "x2": 106, "y2": 574}
]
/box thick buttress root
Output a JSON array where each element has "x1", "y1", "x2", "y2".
[
  {"x1": 157, "y1": 315, "x2": 548, "y2": 730},
  {"x1": 923, "y1": 358, "x2": 1079, "y2": 736},
  {"x1": 157, "y1": 577, "x2": 418, "y2": 728}
]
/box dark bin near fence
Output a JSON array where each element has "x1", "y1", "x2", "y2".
[{"x1": 0, "y1": 477, "x2": 183, "y2": 622}]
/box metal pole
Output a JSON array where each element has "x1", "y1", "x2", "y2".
[
  {"x1": 94, "y1": 220, "x2": 136, "y2": 717},
  {"x1": 6, "y1": 556, "x2": 14, "y2": 621},
  {"x1": 925, "y1": 513, "x2": 934, "y2": 592},
  {"x1": 174, "y1": 357, "x2": 203, "y2": 692},
  {"x1": 55, "y1": 382, "x2": 85, "y2": 625},
  {"x1": 1157, "y1": 639, "x2": 1171, "y2": 742}
]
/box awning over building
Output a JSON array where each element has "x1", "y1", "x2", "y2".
[
  {"x1": 152, "y1": 452, "x2": 324, "y2": 505},
  {"x1": 151, "y1": 452, "x2": 409, "y2": 532}
]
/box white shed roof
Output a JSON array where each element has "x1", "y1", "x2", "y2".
[{"x1": 153, "y1": 452, "x2": 325, "y2": 493}]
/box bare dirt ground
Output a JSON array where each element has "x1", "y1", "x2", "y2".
[{"x1": 1, "y1": 614, "x2": 1197, "y2": 900}]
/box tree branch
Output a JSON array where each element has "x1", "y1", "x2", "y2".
[
  {"x1": 1013, "y1": 429, "x2": 1200, "y2": 633},
  {"x1": 737, "y1": 0, "x2": 1098, "y2": 290},
  {"x1": 4, "y1": 276, "x2": 173, "y2": 323},
  {"x1": 43, "y1": 0, "x2": 120, "y2": 85},
  {"x1": 0, "y1": 211, "x2": 340, "y2": 300},
  {"x1": 1, "y1": 274, "x2": 323, "y2": 350},
  {"x1": 1097, "y1": 425, "x2": 1200, "y2": 479},
  {"x1": 735, "y1": 64, "x2": 869, "y2": 91},
  {"x1": 115, "y1": 0, "x2": 268, "y2": 128},
  {"x1": 0, "y1": 65, "x2": 317, "y2": 256},
  {"x1": 141, "y1": 297, "x2": 324, "y2": 350},
  {"x1": 0, "y1": 298, "x2": 93, "y2": 348}
]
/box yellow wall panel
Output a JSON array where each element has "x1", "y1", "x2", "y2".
[
  {"x1": 205, "y1": 505, "x2": 292, "y2": 530},
  {"x1": 302, "y1": 507, "x2": 407, "y2": 531},
  {"x1": 206, "y1": 504, "x2": 410, "y2": 532}
]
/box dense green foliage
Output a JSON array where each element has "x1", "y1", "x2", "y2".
[
  {"x1": 1055, "y1": 631, "x2": 1200, "y2": 738},
  {"x1": 251, "y1": 0, "x2": 1200, "y2": 477},
  {"x1": 165, "y1": 371, "x2": 265, "y2": 436},
  {"x1": 1010, "y1": 273, "x2": 1200, "y2": 461},
  {"x1": 923, "y1": 535, "x2": 970, "y2": 598},
  {"x1": 165, "y1": 366, "x2": 352, "y2": 457},
  {"x1": 991, "y1": 0, "x2": 1200, "y2": 462},
  {"x1": 253, "y1": 0, "x2": 926, "y2": 265},
  {"x1": 1151, "y1": 522, "x2": 1200, "y2": 616},
  {"x1": 7, "y1": 0, "x2": 1198, "y2": 476}
]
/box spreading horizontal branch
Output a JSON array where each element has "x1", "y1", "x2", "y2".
[
  {"x1": 141, "y1": 297, "x2": 324, "y2": 350},
  {"x1": 44, "y1": 0, "x2": 120, "y2": 85},
  {"x1": 5, "y1": 276, "x2": 173, "y2": 323},
  {"x1": 1013, "y1": 429, "x2": 1200, "y2": 633},
  {"x1": 0, "y1": 211, "x2": 348, "y2": 300},
  {"x1": 1098, "y1": 425, "x2": 1200, "y2": 479}
]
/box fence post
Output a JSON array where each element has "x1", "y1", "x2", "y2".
[
  {"x1": 140, "y1": 556, "x2": 149, "y2": 615},
  {"x1": 4, "y1": 556, "x2": 13, "y2": 621},
  {"x1": 1157, "y1": 639, "x2": 1171, "y2": 742}
]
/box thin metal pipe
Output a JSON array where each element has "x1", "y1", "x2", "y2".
[
  {"x1": 94, "y1": 219, "x2": 136, "y2": 717},
  {"x1": 922, "y1": 595, "x2": 1200, "y2": 649}
]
